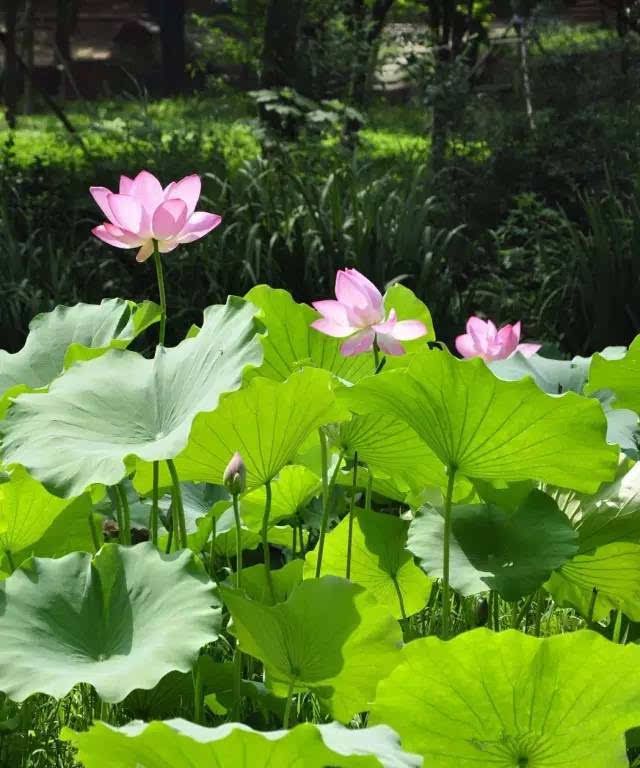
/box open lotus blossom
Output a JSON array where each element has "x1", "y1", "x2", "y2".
[
  {"x1": 90, "y1": 170, "x2": 221, "y2": 263},
  {"x1": 455, "y1": 316, "x2": 541, "y2": 362},
  {"x1": 311, "y1": 268, "x2": 428, "y2": 356}
]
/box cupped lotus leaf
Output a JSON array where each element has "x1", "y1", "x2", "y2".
[
  {"x1": 586, "y1": 336, "x2": 640, "y2": 412},
  {"x1": 221, "y1": 575, "x2": 403, "y2": 721},
  {"x1": 245, "y1": 285, "x2": 372, "y2": 383},
  {"x1": 238, "y1": 465, "x2": 321, "y2": 530},
  {"x1": 304, "y1": 508, "x2": 431, "y2": 619},
  {"x1": 2, "y1": 298, "x2": 262, "y2": 498},
  {"x1": 381, "y1": 283, "x2": 435, "y2": 363},
  {"x1": 0, "y1": 467, "x2": 95, "y2": 574},
  {"x1": 63, "y1": 718, "x2": 422, "y2": 768},
  {"x1": 570, "y1": 460, "x2": 640, "y2": 552},
  {"x1": 135, "y1": 368, "x2": 340, "y2": 494},
  {"x1": 0, "y1": 543, "x2": 221, "y2": 702},
  {"x1": 370, "y1": 627, "x2": 640, "y2": 767},
  {"x1": 407, "y1": 490, "x2": 578, "y2": 600},
  {"x1": 340, "y1": 351, "x2": 617, "y2": 493},
  {"x1": 337, "y1": 414, "x2": 446, "y2": 490},
  {"x1": 545, "y1": 542, "x2": 640, "y2": 621},
  {"x1": 0, "y1": 298, "x2": 160, "y2": 401}
]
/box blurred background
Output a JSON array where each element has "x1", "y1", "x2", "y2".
[{"x1": 1, "y1": 0, "x2": 639, "y2": 354}]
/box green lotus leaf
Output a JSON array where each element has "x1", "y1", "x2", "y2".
[
  {"x1": 0, "y1": 543, "x2": 221, "y2": 702},
  {"x1": 587, "y1": 335, "x2": 640, "y2": 412},
  {"x1": 238, "y1": 560, "x2": 304, "y2": 604},
  {"x1": 2, "y1": 297, "x2": 262, "y2": 498},
  {"x1": 337, "y1": 414, "x2": 446, "y2": 490},
  {"x1": 135, "y1": 368, "x2": 340, "y2": 494},
  {"x1": 381, "y1": 283, "x2": 435, "y2": 364},
  {"x1": 340, "y1": 350, "x2": 618, "y2": 493},
  {"x1": 211, "y1": 501, "x2": 292, "y2": 557},
  {"x1": 238, "y1": 465, "x2": 321, "y2": 530},
  {"x1": 370, "y1": 627, "x2": 640, "y2": 767},
  {"x1": 0, "y1": 298, "x2": 160, "y2": 402},
  {"x1": 221, "y1": 575, "x2": 402, "y2": 721},
  {"x1": 304, "y1": 508, "x2": 431, "y2": 619},
  {"x1": 0, "y1": 467, "x2": 96, "y2": 574},
  {"x1": 63, "y1": 718, "x2": 422, "y2": 768},
  {"x1": 408, "y1": 490, "x2": 578, "y2": 600},
  {"x1": 545, "y1": 542, "x2": 640, "y2": 621},
  {"x1": 245, "y1": 285, "x2": 372, "y2": 382}
]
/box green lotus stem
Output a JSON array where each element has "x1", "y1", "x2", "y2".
[
  {"x1": 365, "y1": 470, "x2": 373, "y2": 513},
  {"x1": 345, "y1": 452, "x2": 358, "y2": 580},
  {"x1": 491, "y1": 590, "x2": 501, "y2": 632},
  {"x1": 587, "y1": 586, "x2": 599, "y2": 626},
  {"x1": 298, "y1": 521, "x2": 306, "y2": 556},
  {"x1": 282, "y1": 678, "x2": 296, "y2": 729},
  {"x1": 108, "y1": 487, "x2": 125, "y2": 544},
  {"x1": 612, "y1": 608, "x2": 623, "y2": 644},
  {"x1": 392, "y1": 575, "x2": 408, "y2": 621},
  {"x1": 166, "y1": 459, "x2": 187, "y2": 550},
  {"x1": 315, "y1": 449, "x2": 345, "y2": 579},
  {"x1": 513, "y1": 593, "x2": 535, "y2": 629},
  {"x1": 116, "y1": 484, "x2": 132, "y2": 546},
  {"x1": 441, "y1": 465, "x2": 457, "y2": 639},
  {"x1": 209, "y1": 513, "x2": 216, "y2": 577},
  {"x1": 150, "y1": 461, "x2": 160, "y2": 546},
  {"x1": 372, "y1": 338, "x2": 380, "y2": 371},
  {"x1": 291, "y1": 524, "x2": 297, "y2": 557},
  {"x1": 192, "y1": 662, "x2": 203, "y2": 724},
  {"x1": 232, "y1": 493, "x2": 243, "y2": 588},
  {"x1": 152, "y1": 243, "x2": 167, "y2": 346},
  {"x1": 261, "y1": 480, "x2": 275, "y2": 602},
  {"x1": 4, "y1": 549, "x2": 15, "y2": 573},
  {"x1": 533, "y1": 589, "x2": 543, "y2": 636},
  {"x1": 232, "y1": 642, "x2": 243, "y2": 722},
  {"x1": 88, "y1": 512, "x2": 100, "y2": 553}
]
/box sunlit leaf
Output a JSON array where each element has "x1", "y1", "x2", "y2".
[
  {"x1": 371, "y1": 627, "x2": 640, "y2": 767},
  {"x1": 0, "y1": 544, "x2": 221, "y2": 702},
  {"x1": 587, "y1": 336, "x2": 640, "y2": 412}
]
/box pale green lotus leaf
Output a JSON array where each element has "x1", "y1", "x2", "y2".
[
  {"x1": 0, "y1": 543, "x2": 220, "y2": 702},
  {"x1": 370, "y1": 627, "x2": 640, "y2": 767}
]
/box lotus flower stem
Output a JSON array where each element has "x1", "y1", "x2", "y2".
[
  {"x1": 372, "y1": 338, "x2": 380, "y2": 371},
  {"x1": 261, "y1": 480, "x2": 275, "y2": 602},
  {"x1": 365, "y1": 471, "x2": 372, "y2": 513},
  {"x1": 586, "y1": 586, "x2": 598, "y2": 626},
  {"x1": 441, "y1": 465, "x2": 457, "y2": 639},
  {"x1": 166, "y1": 459, "x2": 187, "y2": 550},
  {"x1": 116, "y1": 484, "x2": 132, "y2": 546},
  {"x1": 192, "y1": 662, "x2": 203, "y2": 724},
  {"x1": 345, "y1": 452, "x2": 359, "y2": 580},
  {"x1": 150, "y1": 461, "x2": 160, "y2": 546},
  {"x1": 612, "y1": 608, "x2": 623, "y2": 643},
  {"x1": 315, "y1": 448, "x2": 345, "y2": 579},
  {"x1": 88, "y1": 512, "x2": 100, "y2": 553},
  {"x1": 282, "y1": 678, "x2": 296, "y2": 729},
  {"x1": 232, "y1": 493, "x2": 243, "y2": 588},
  {"x1": 152, "y1": 244, "x2": 167, "y2": 346}
]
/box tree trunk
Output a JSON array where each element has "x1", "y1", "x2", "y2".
[
  {"x1": 159, "y1": 0, "x2": 186, "y2": 96},
  {"x1": 261, "y1": 0, "x2": 305, "y2": 88},
  {"x1": 3, "y1": 0, "x2": 19, "y2": 128}
]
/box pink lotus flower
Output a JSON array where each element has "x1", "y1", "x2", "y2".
[
  {"x1": 311, "y1": 268, "x2": 428, "y2": 356},
  {"x1": 90, "y1": 170, "x2": 221, "y2": 263},
  {"x1": 455, "y1": 316, "x2": 541, "y2": 362}
]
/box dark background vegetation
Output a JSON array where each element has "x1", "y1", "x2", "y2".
[{"x1": 2, "y1": 0, "x2": 640, "y2": 356}]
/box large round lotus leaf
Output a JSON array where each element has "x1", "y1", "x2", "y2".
[
  {"x1": 407, "y1": 490, "x2": 579, "y2": 600},
  {"x1": 304, "y1": 508, "x2": 431, "y2": 619},
  {"x1": 370, "y1": 627, "x2": 640, "y2": 767},
  {"x1": 0, "y1": 298, "x2": 159, "y2": 403},
  {"x1": 237, "y1": 465, "x2": 321, "y2": 530},
  {"x1": 340, "y1": 350, "x2": 618, "y2": 493},
  {"x1": 1, "y1": 297, "x2": 262, "y2": 497},
  {"x1": 134, "y1": 368, "x2": 340, "y2": 494},
  {"x1": 0, "y1": 467, "x2": 95, "y2": 574},
  {"x1": 63, "y1": 718, "x2": 422, "y2": 768},
  {"x1": 0, "y1": 543, "x2": 221, "y2": 702},
  {"x1": 237, "y1": 560, "x2": 304, "y2": 604},
  {"x1": 545, "y1": 542, "x2": 640, "y2": 621},
  {"x1": 221, "y1": 575, "x2": 402, "y2": 721},
  {"x1": 586, "y1": 335, "x2": 640, "y2": 412},
  {"x1": 337, "y1": 414, "x2": 446, "y2": 490},
  {"x1": 569, "y1": 460, "x2": 640, "y2": 552},
  {"x1": 245, "y1": 285, "x2": 372, "y2": 383}
]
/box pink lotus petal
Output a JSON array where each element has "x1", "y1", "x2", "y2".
[
  {"x1": 335, "y1": 269, "x2": 383, "y2": 315},
  {"x1": 455, "y1": 333, "x2": 479, "y2": 358},
  {"x1": 152, "y1": 199, "x2": 188, "y2": 240},
  {"x1": 377, "y1": 333, "x2": 405, "y2": 356},
  {"x1": 167, "y1": 174, "x2": 201, "y2": 217},
  {"x1": 391, "y1": 319, "x2": 427, "y2": 341},
  {"x1": 107, "y1": 194, "x2": 143, "y2": 234},
  {"x1": 92, "y1": 224, "x2": 134, "y2": 249},
  {"x1": 372, "y1": 308, "x2": 397, "y2": 336},
  {"x1": 102, "y1": 222, "x2": 143, "y2": 246},
  {"x1": 176, "y1": 211, "x2": 222, "y2": 244},
  {"x1": 90, "y1": 186, "x2": 116, "y2": 223},
  {"x1": 517, "y1": 343, "x2": 541, "y2": 358},
  {"x1": 312, "y1": 299, "x2": 350, "y2": 324},
  {"x1": 119, "y1": 175, "x2": 134, "y2": 194},
  {"x1": 130, "y1": 170, "x2": 164, "y2": 216},
  {"x1": 467, "y1": 316, "x2": 491, "y2": 351},
  {"x1": 311, "y1": 317, "x2": 357, "y2": 338},
  {"x1": 158, "y1": 239, "x2": 180, "y2": 254},
  {"x1": 136, "y1": 240, "x2": 155, "y2": 263},
  {"x1": 494, "y1": 324, "x2": 519, "y2": 358},
  {"x1": 340, "y1": 329, "x2": 376, "y2": 356}
]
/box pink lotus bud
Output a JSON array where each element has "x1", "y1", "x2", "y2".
[{"x1": 223, "y1": 452, "x2": 246, "y2": 495}]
